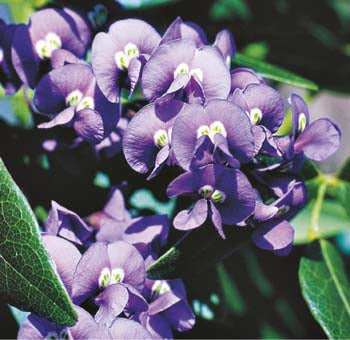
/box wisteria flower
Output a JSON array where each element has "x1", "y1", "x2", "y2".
[
  {"x1": 34, "y1": 63, "x2": 120, "y2": 143},
  {"x1": 91, "y1": 18, "x2": 161, "y2": 102},
  {"x1": 229, "y1": 67, "x2": 265, "y2": 92},
  {"x1": 135, "y1": 279, "x2": 195, "y2": 339},
  {"x1": 142, "y1": 38, "x2": 231, "y2": 104},
  {"x1": 171, "y1": 99, "x2": 254, "y2": 171},
  {"x1": 0, "y1": 20, "x2": 22, "y2": 95},
  {"x1": 252, "y1": 178, "x2": 307, "y2": 255},
  {"x1": 123, "y1": 99, "x2": 185, "y2": 178},
  {"x1": 18, "y1": 306, "x2": 151, "y2": 340},
  {"x1": 167, "y1": 164, "x2": 256, "y2": 238},
  {"x1": 276, "y1": 93, "x2": 341, "y2": 164},
  {"x1": 45, "y1": 201, "x2": 93, "y2": 246},
  {"x1": 71, "y1": 241, "x2": 146, "y2": 304},
  {"x1": 161, "y1": 17, "x2": 235, "y2": 67},
  {"x1": 11, "y1": 8, "x2": 90, "y2": 88}
]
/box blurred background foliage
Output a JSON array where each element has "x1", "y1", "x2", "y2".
[{"x1": 0, "y1": 0, "x2": 350, "y2": 339}]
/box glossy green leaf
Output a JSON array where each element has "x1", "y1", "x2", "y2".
[
  {"x1": 299, "y1": 240, "x2": 350, "y2": 339},
  {"x1": 293, "y1": 199, "x2": 350, "y2": 245},
  {"x1": 147, "y1": 224, "x2": 251, "y2": 280},
  {"x1": 117, "y1": 0, "x2": 180, "y2": 9},
  {"x1": 0, "y1": 159, "x2": 77, "y2": 326},
  {"x1": 233, "y1": 52, "x2": 319, "y2": 91}
]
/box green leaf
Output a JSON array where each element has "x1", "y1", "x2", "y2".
[
  {"x1": 117, "y1": 0, "x2": 180, "y2": 10},
  {"x1": 337, "y1": 157, "x2": 350, "y2": 182},
  {"x1": 147, "y1": 224, "x2": 251, "y2": 280},
  {"x1": 0, "y1": 159, "x2": 77, "y2": 326},
  {"x1": 232, "y1": 52, "x2": 319, "y2": 91},
  {"x1": 216, "y1": 263, "x2": 246, "y2": 316},
  {"x1": 299, "y1": 240, "x2": 350, "y2": 339},
  {"x1": 293, "y1": 198, "x2": 350, "y2": 244}
]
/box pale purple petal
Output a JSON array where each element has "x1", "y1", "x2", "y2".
[
  {"x1": 230, "y1": 67, "x2": 264, "y2": 92},
  {"x1": 37, "y1": 106, "x2": 75, "y2": 129},
  {"x1": 294, "y1": 118, "x2": 341, "y2": 161},
  {"x1": 109, "y1": 318, "x2": 152, "y2": 339},
  {"x1": 173, "y1": 198, "x2": 208, "y2": 231},
  {"x1": 213, "y1": 29, "x2": 236, "y2": 66},
  {"x1": 209, "y1": 201, "x2": 225, "y2": 239}
]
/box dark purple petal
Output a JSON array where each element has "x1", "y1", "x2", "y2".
[
  {"x1": 45, "y1": 201, "x2": 92, "y2": 245},
  {"x1": 18, "y1": 314, "x2": 58, "y2": 340},
  {"x1": 252, "y1": 219, "x2": 294, "y2": 254},
  {"x1": 209, "y1": 201, "x2": 225, "y2": 239},
  {"x1": 123, "y1": 283, "x2": 149, "y2": 315},
  {"x1": 229, "y1": 67, "x2": 264, "y2": 92},
  {"x1": 144, "y1": 314, "x2": 173, "y2": 339},
  {"x1": 73, "y1": 108, "x2": 104, "y2": 143},
  {"x1": 107, "y1": 241, "x2": 146, "y2": 292},
  {"x1": 167, "y1": 171, "x2": 198, "y2": 197},
  {"x1": 163, "y1": 300, "x2": 195, "y2": 332},
  {"x1": 11, "y1": 24, "x2": 39, "y2": 88},
  {"x1": 215, "y1": 168, "x2": 256, "y2": 225},
  {"x1": 94, "y1": 283, "x2": 129, "y2": 326},
  {"x1": 42, "y1": 235, "x2": 81, "y2": 294},
  {"x1": 191, "y1": 46, "x2": 231, "y2": 101},
  {"x1": 173, "y1": 198, "x2": 208, "y2": 231},
  {"x1": 213, "y1": 29, "x2": 236, "y2": 67},
  {"x1": 109, "y1": 318, "x2": 152, "y2": 339},
  {"x1": 189, "y1": 135, "x2": 214, "y2": 170},
  {"x1": 71, "y1": 242, "x2": 110, "y2": 304},
  {"x1": 123, "y1": 100, "x2": 185, "y2": 174},
  {"x1": 142, "y1": 39, "x2": 197, "y2": 102},
  {"x1": 213, "y1": 133, "x2": 240, "y2": 168},
  {"x1": 294, "y1": 118, "x2": 341, "y2": 161}
]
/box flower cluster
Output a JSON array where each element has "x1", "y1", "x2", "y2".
[
  {"x1": 0, "y1": 4, "x2": 341, "y2": 338},
  {"x1": 18, "y1": 187, "x2": 195, "y2": 339}
]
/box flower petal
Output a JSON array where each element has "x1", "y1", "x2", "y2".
[{"x1": 109, "y1": 318, "x2": 152, "y2": 339}]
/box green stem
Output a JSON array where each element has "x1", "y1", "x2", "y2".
[{"x1": 308, "y1": 181, "x2": 327, "y2": 240}]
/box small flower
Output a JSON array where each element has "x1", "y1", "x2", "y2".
[
  {"x1": 167, "y1": 164, "x2": 256, "y2": 238},
  {"x1": 11, "y1": 8, "x2": 90, "y2": 88}
]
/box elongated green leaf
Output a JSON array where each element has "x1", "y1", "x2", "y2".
[
  {"x1": 147, "y1": 223, "x2": 251, "y2": 280},
  {"x1": 293, "y1": 199, "x2": 350, "y2": 244},
  {"x1": 233, "y1": 52, "x2": 319, "y2": 91},
  {"x1": 0, "y1": 159, "x2": 77, "y2": 326},
  {"x1": 299, "y1": 240, "x2": 350, "y2": 339}
]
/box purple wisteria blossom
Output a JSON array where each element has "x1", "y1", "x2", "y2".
[
  {"x1": 142, "y1": 39, "x2": 231, "y2": 104},
  {"x1": 11, "y1": 8, "x2": 90, "y2": 88},
  {"x1": 171, "y1": 99, "x2": 254, "y2": 171},
  {"x1": 71, "y1": 241, "x2": 146, "y2": 304},
  {"x1": 167, "y1": 164, "x2": 256, "y2": 238},
  {"x1": 0, "y1": 20, "x2": 22, "y2": 95},
  {"x1": 251, "y1": 177, "x2": 307, "y2": 255},
  {"x1": 275, "y1": 93, "x2": 341, "y2": 165},
  {"x1": 229, "y1": 67, "x2": 265, "y2": 92},
  {"x1": 123, "y1": 99, "x2": 185, "y2": 178},
  {"x1": 91, "y1": 19, "x2": 161, "y2": 102},
  {"x1": 18, "y1": 306, "x2": 151, "y2": 340},
  {"x1": 161, "y1": 17, "x2": 235, "y2": 67},
  {"x1": 135, "y1": 279, "x2": 195, "y2": 339},
  {"x1": 34, "y1": 63, "x2": 120, "y2": 143}
]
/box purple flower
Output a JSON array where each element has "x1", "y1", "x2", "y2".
[
  {"x1": 91, "y1": 19, "x2": 161, "y2": 103},
  {"x1": 142, "y1": 39, "x2": 231, "y2": 104},
  {"x1": 123, "y1": 99, "x2": 185, "y2": 178},
  {"x1": 171, "y1": 99, "x2": 254, "y2": 171},
  {"x1": 167, "y1": 164, "x2": 256, "y2": 238},
  {"x1": 50, "y1": 48, "x2": 84, "y2": 70},
  {"x1": 18, "y1": 306, "x2": 151, "y2": 340},
  {"x1": 229, "y1": 67, "x2": 265, "y2": 93},
  {"x1": 0, "y1": 20, "x2": 22, "y2": 95},
  {"x1": 161, "y1": 17, "x2": 208, "y2": 47},
  {"x1": 229, "y1": 83, "x2": 285, "y2": 133},
  {"x1": 45, "y1": 201, "x2": 93, "y2": 246},
  {"x1": 252, "y1": 178, "x2": 307, "y2": 255},
  {"x1": 34, "y1": 63, "x2": 120, "y2": 143},
  {"x1": 11, "y1": 8, "x2": 90, "y2": 88},
  {"x1": 71, "y1": 241, "x2": 146, "y2": 304},
  {"x1": 161, "y1": 17, "x2": 235, "y2": 68},
  {"x1": 88, "y1": 187, "x2": 169, "y2": 259},
  {"x1": 135, "y1": 279, "x2": 195, "y2": 339}
]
